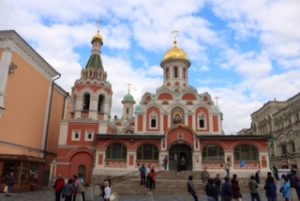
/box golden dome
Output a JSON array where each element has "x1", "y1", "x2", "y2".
[
  {"x1": 161, "y1": 41, "x2": 190, "y2": 66},
  {"x1": 91, "y1": 30, "x2": 103, "y2": 45}
]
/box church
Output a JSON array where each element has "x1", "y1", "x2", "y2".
[{"x1": 55, "y1": 30, "x2": 270, "y2": 184}]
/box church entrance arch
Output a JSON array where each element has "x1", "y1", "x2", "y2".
[{"x1": 169, "y1": 143, "x2": 192, "y2": 171}]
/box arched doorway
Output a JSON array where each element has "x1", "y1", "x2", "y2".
[{"x1": 169, "y1": 143, "x2": 192, "y2": 171}]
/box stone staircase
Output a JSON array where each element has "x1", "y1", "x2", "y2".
[
  {"x1": 111, "y1": 171, "x2": 204, "y2": 196},
  {"x1": 94, "y1": 170, "x2": 261, "y2": 196}
]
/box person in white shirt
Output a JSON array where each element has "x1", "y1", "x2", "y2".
[{"x1": 103, "y1": 181, "x2": 111, "y2": 201}]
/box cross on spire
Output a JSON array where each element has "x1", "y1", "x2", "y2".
[
  {"x1": 127, "y1": 83, "x2": 131, "y2": 94},
  {"x1": 96, "y1": 20, "x2": 101, "y2": 33},
  {"x1": 171, "y1": 30, "x2": 179, "y2": 46},
  {"x1": 215, "y1": 96, "x2": 220, "y2": 105}
]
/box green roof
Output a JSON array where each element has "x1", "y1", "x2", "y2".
[
  {"x1": 85, "y1": 53, "x2": 103, "y2": 70},
  {"x1": 123, "y1": 94, "x2": 135, "y2": 102}
]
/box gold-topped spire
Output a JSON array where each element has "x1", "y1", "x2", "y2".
[
  {"x1": 161, "y1": 30, "x2": 190, "y2": 66},
  {"x1": 91, "y1": 21, "x2": 103, "y2": 45}
]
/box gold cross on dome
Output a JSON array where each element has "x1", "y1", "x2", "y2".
[{"x1": 171, "y1": 30, "x2": 179, "y2": 45}]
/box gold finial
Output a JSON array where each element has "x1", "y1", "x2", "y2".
[
  {"x1": 127, "y1": 83, "x2": 131, "y2": 94},
  {"x1": 92, "y1": 20, "x2": 103, "y2": 44},
  {"x1": 171, "y1": 30, "x2": 179, "y2": 46}
]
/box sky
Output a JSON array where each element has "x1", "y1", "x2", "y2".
[{"x1": 1, "y1": 0, "x2": 300, "y2": 134}]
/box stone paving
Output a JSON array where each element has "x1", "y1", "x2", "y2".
[{"x1": 0, "y1": 188, "x2": 273, "y2": 201}]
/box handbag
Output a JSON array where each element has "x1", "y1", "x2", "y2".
[{"x1": 109, "y1": 193, "x2": 115, "y2": 201}]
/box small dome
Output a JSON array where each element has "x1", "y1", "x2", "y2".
[
  {"x1": 134, "y1": 105, "x2": 143, "y2": 114},
  {"x1": 161, "y1": 41, "x2": 190, "y2": 66},
  {"x1": 122, "y1": 93, "x2": 135, "y2": 103},
  {"x1": 91, "y1": 30, "x2": 103, "y2": 45}
]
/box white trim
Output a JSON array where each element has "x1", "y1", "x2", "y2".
[
  {"x1": 72, "y1": 130, "x2": 81, "y2": 141},
  {"x1": 40, "y1": 84, "x2": 52, "y2": 152},
  {"x1": 0, "y1": 31, "x2": 58, "y2": 80},
  {"x1": 85, "y1": 130, "x2": 94, "y2": 141}
]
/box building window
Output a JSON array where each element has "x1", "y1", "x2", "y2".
[
  {"x1": 183, "y1": 68, "x2": 186, "y2": 79},
  {"x1": 137, "y1": 144, "x2": 159, "y2": 160},
  {"x1": 98, "y1": 94, "x2": 105, "y2": 112},
  {"x1": 72, "y1": 130, "x2": 81, "y2": 141},
  {"x1": 126, "y1": 108, "x2": 129, "y2": 114},
  {"x1": 202, "y1": 145, "x2": 224, "y2": 162},
  {"x1": 106, "y1": 143, "x2": 127, "y2": 160},
  {"x1": 166, "y1": 68, "x2": 169, "y2": 79},
  {"x1": 85, "y1": 131, "x2": 94, "y2": 141},
  {"x1": 281, "y1": 144, "x2": 287, "y2": 155},
  {"x1": 198, "y1": 114, "x2": 206, "y2": 129},
  {"x1": 174, "y1": 66, "x2": 178, "y2": 78},
  {"x1": 234, "y1": 144, "x2": 258, "y2": 162},
  {"x1": 150, "y1": 115, "x2": 157, "y2": 128},
  {"x1": 83, "y1": 93, "x2": 90, "y2": 111}
]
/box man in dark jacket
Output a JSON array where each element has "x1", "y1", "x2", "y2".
[
  {"x1": 206, "y1": 178, "x2": 218, "y2": 201},
  {"x1": 187, "y1": 175, "x2": 198, "y2": 201},
  {"x1": 221, "y1": 176, "x2": 232, "y2": 201}
]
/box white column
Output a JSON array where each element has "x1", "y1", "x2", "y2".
[
  {"x1": 89, "y1": 96, "x2": 98, "y2": 120},
  {"x1": 74, "y1": 97, "x2": 83, "y2": 118},
  {"x1": 0, "y1": 46, "x2": 13, "y2": 112}
]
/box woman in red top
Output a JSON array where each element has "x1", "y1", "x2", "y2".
[{"x1": 149, "y1": 168, "x2": 157, "y2": 190}]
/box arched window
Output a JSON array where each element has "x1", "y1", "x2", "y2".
[
  {"x1": 166, "y1": 68, "x2": 169, "y2": 79},
  {"x1": 98, "y1": 94, "x2": 105, "y2": 112},
  {"x1": 137, "y1": 144, "x2": 159, "y2": 160},
  {"x1": 234, "y1": 144, "x2": 258, "y2": 161},
  {"x1": 83, "y1": 93, "x2": 90, "y2": 111},
  {"x1": 151, "y1": 117, "x2": 157, "y2": 128},
  {"x1": 202, "y1": 145, "x2": 224, "y2": 162},
  {"x1": 183, "y1": 68, "x2": 186, "y2": 79},
  {"x1": 198, "y1": 114, "x2": 206, "y2": 128},
  {"x1": 106, "y1": 143, "x2": 127, "y2": 160},
  {"x1": 174, "y1": 66, "x2": 178, "y2": 78}
]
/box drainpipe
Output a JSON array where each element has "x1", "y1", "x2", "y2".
[{"x1": 43, "y1": 73, "x2": 61, "y2": 159}]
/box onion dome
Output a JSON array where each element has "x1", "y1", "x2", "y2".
[
  {"x1": 161, "y1": 40, "x2": 190, "y2": 67},
  {"x1": 91, "y1": 30, "x2": 103, "y2": 45},
  {"x1": 134, "y1": 105, "x2": 143, "y2": 114},
  {"x1": 122, "y1": 93, "x2": 135, "y2": 104}
]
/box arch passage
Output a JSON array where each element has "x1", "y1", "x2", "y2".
[{"x1": 169, "y1": 143, "x2": 192, "y2": 171}]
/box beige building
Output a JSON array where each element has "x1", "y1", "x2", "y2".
[
  {"x1": 0, "y1": 30, "x2": 67, "y2": 191},
  {"x1": 247, "y1": 93, "x2": 300, "y2": 168}
]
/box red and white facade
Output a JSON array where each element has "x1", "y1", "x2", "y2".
[{"x1": 55, "y1": 33, "x2": 270, "y2": 184}]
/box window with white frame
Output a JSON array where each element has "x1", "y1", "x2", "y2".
[
  {"x1": 85, "y1": 130, "x2": 94, "y2": 141},
  {"x1": 72, "y1": 130, "x2": 81, "y2": 141},
  {"x1": 149, "y1": 113, "x2": 158, "y2": 129},
  {"x1": 198, "y1": 114, "x2": 206, "y2": 129}
]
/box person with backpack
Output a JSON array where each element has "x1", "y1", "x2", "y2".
[
  {"x1": 53, "y1": 175, "x2": 65, "y2": 201},
  {"x1": 280, "y1": 175, "x2": 291, "y2": 201},
  {"x1": 187, "y1": 175, "x2": 199, "y2": 201},
  {"x1": 62, "y1": 178, "x2": 74, "y2": 201},
  {"x1": 249, "y1": 175, "x2": 261, "y2": 201},
  {"x1": 148, "y1": 168, "x2": 157, "y2": 190},
  {"x1": 264, "y1": 175, "x2": 277, "y2": 201},
  {"x1": 73, "y1": 174, "x2": 83, "y2": 201},
  {"x1": 231, "y1": 174, "x2": 242, "y2": 201}
]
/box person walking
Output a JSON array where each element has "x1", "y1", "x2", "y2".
[
  {"x1": 255, "y1": 170, "x2": 260, "y2": 184},
  {"x1": 224, "y1": 159, "x2": 231, "y2": 177},
  {"x1": 53, "y1": 175, "x2": 65, "y2": 201},
  {"x1": 3, "y1": 172, "x2": 15, "y2": 196},
  {"x1": 163, "y1": 155, "x2": 168, "y2": 171},
  {"x1": 145, "y1": 164, "x2": 151, "y2": 188},
  {"x1": 290, "y1": 169, "x2": 300, "y2": 200},
  {"x1": 231, "y1": 174, "x2": 242, "y2": 201},
  {"x1": 187, "y1": 175, "x2": 199, "y2": 201},
  {"x1": 139, "y1": 163, "x2": 146, "y2": 185},
  {"x1": 249, "y1": 175, "x2": 261, "y2": 201},
  {"x1": 62, "y1": 178, "x2": 74, "y2": 201},
  {"x1": 214, "y1": 173, "x2": 222, "y2": 201},
  {"x1": 103, "y1": 180, "x2": 112, "y2": 201},
  {"x1": 201, "y1": 167, "x2": 210, "y2": 186},
  {"x1": 148, "y1": 168, "x2": 157, "y2": 190},
  {"x1": 221, "y1": 176, "x2": 232, "y2": 201},
  {"x1": 77, "y1": 174, "x2": 86, "y2": 201},
  {"x1": 272, "y1": 165, "x2": 279, "y2": 180},
  {"x1": 206, "y1": 178, "x2": 218, "y2": 201},
  {"x1": 264, "y1": 176, "x2": 277, "y2": 201},
  {"x1": 280, "y1": 175, "x2": 291, "y2": 201}
]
